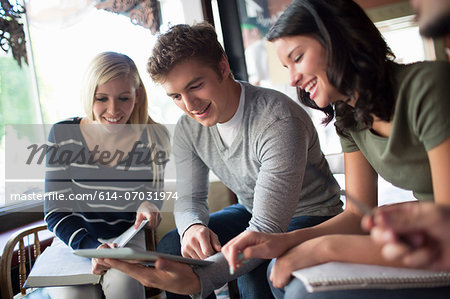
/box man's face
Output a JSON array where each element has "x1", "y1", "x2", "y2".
[
  {"x1": 162, "y1": 57, "x2": 236, "y2": 127},
  {"x1": 410, "y1": 0, "x2": 450, "y2": 37}
]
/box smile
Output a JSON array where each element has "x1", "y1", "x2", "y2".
[
  {"x1": 194, "y1": 103, "x2": 211, "y2": 116},
  {"x1": 304, "y1": 79, "x2": 317, "y2": 94},
  {"x1": 104, "y1": 116, "x2": 122, "y2": 123}
]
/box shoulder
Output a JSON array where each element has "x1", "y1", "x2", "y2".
[
  {"x1": 175, "y1": 114, "x2": 204, "y2": 133},
  {"x1": 241, "y1": 82, "x2": 313, "y2": 129},
  {"x1": 147, "y1": 122, "x2": 171, "y2": 153},
  {"x1": 49, "y1": 117, "x2": 82, "y2": 140},
  {"x1": 395, "y1": 61, "x2": 450, "y2": 90},
  {"x1": 149, "y1": 122, "x2": 170, "y2": 140},
  {"x1": 394, "y1": 61, "x2": 450, "y2": 107},
  {"x1": 54, "y1": 117, "x2": 82, "y2": 125},
  {"x1": 394, "y1": 62, "x2": 450, "y2": 149}
]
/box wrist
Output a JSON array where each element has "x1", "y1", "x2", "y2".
[
  {"x1": 286, "y1": 228, "x2": 310, "y2": 248},
  {"x1": 182, "y1": 223, "x2": 207, "y2": 238},
  {"x1": 315, "y1": 235, "x2": 339, "y2": 263}
]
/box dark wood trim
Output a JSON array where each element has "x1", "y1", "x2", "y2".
[
  {"x1": 216, "y1": 0, "x2": 248, "y2": 81},
  {"x1": 0, "y1": 202, "x2": 44, "y2": 233},
  {"x1": 201, "y1": 0, "x2": 214, "y2": 26}
]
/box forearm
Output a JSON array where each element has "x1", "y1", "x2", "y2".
[
  {"x1": 285, "y1": 150, "x2": 378, "y2": 248},
  {"x1": 318, "y1": 234, "x2": 406, "y2": 267},
  {"x1": 173, "y1": 123, "x2": 210, "y2": 236},
  {"x1": 45, "y1": 211, "x2": 101, "y2": 249},
  {"x1": 285, "y1": 209, "x2": 365, "y2": 248}
]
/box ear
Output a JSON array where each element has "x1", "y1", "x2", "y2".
[
  {"x1": 219, "y1": 55, "x2": 231, "y2": 79},
  {"x1": 135, "y1": 85, "x2": 143, "y2": 103}
]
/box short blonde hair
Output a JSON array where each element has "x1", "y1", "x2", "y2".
[{"x1": 82, "y1": 51, "x2": 155, "y2": 125}]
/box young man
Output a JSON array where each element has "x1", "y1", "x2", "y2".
[
  {"x1": 106, "y1": 22, "x2": 342, "y2": 299},
  {"x1": 409, "y1": 0, "x2": 450, "y2": 38}
]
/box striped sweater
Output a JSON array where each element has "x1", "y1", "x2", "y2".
[{"x1": 44, "y1": 117, "x2": 170, "y2": 249}]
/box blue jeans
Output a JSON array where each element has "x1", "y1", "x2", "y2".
[
  {"x1": 268, "y1": 260, "x2": 450, "y2": 299},
  {"x1": 157, "y1": 203, "x2": 333, "y2": 299}
]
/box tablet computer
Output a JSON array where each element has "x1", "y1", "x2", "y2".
[{"x1": 73, "y1": 247, "x2": 214, "y2": 267}]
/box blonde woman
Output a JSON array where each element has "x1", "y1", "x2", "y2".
[{"x1": 44, "y1": 52, "x2": 170, "y2": 299}]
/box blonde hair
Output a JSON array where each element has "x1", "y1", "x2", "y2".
[
  {"x1": 82, "y1": 51, "x2": 155, "y2": 125},
  {"x1": 82, "y1": 52, "x2": 169, "y2": 187}
]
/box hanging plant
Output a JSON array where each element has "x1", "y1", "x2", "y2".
[
  {"x1": 96, "y1": 0, "x2": 161, "y2": 34},
  {"x1": 0, "y1": 0, "x2": 27, "y2": 67}
]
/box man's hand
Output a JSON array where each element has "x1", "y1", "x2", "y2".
[
  {"x1": 103, "y1": 258, "x2": 201, "y2": 295},
  {"x1": 181, "y1": 224, "x2": 221, "y2": 259},
  {"x1": 91, "y1": 243, "x2": 117, "y2": 274},
  {"x1": 135, "y1": 201, "x2": 161, "y2": 229}
]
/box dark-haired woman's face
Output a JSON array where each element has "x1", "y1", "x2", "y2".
[{"x1": 274, "y1": 35, "x2": 346, "y2": 108}]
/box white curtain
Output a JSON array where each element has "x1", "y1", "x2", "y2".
[
  {"x1": 25, "y1": 0, "x2": 97, "y2": 29},
  {"x1": 25, "y1": 0, "x2": 160, "y2": 33}
]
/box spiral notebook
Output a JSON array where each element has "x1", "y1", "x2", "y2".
[{"x1": 292, "y1": 262, "x2": 450, "y2": 292}]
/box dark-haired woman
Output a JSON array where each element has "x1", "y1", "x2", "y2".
[{"x1": 222, "y1": 0, "x2": 450, "y2": 298}]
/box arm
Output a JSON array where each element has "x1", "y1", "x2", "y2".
[
  {"x1": 428, "y1": 137, "x2": 450, "y2": 205},
  {"x1": 193, "y1": 115, "x2": 339, "y2": 296},
  {"x1": 269, "y1": 234, "x2": 405, "y2": 288},
  {"x1": 134, "y1": 125, "x2": 169, "y2": 229},
  {"x1": 103, "y1": 258, "x2": 201, "y2": 294},
  {"x1": 135, "y1": 201, "x2": 161, "y2": 229},
  {"x1": 224, "y1": 150, "x2": 377, "y2": 270},
  {"x1": 271, "y1": 132, "x2": 450, "y2": 286},
  {"x1": 44, "y1": 124, "x2": 101, "y2": 249},
  {"x1": 172, "y1": 120, "x2": 221, "y2": 259},
  {"x1": 364, "y1": 62, "x2": 450, "y2": 268},
  {"x1": 366, "y1": 137, "x2": 450, "y2": 270}
]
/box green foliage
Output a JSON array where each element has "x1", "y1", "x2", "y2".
[{"x1": 0, "y1": 56, "x2": 39, "y2": 145}]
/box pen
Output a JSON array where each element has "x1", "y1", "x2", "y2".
[
  {"x1": 344, "y1": 194, "x2": 373, "y2": 217},
  {"x1": 345, "y1": 194, "x2": 419, "y2": 248}
]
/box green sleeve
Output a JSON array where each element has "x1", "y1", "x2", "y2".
[{"x1": 409, "y1": 62, "x2": 450, "y2": 151}]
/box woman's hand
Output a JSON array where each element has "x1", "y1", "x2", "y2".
[
  {"x1": 136, "y1": 201, "x2": 161, "y2": 229},
  {"x1": 91, "y1": 242, "x2": 117, "y2": 274},
  {"x1": 222, "y1": 231, "x2": 292, "y2": 274},
  {"x1": 269, "y1": 236, "x2": 327, "y2": 288},
  {"x1": 363, "y1": 202, "x2": 450, "y2": 270}
]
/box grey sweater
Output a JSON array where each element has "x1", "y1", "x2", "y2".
[{"x1": 173, "y1": 82, "x2": 342, "y2": 297}]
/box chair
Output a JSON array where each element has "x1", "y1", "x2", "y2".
[
  {"x1": 0, "y1": 224, "x2": 161, "y2": 299},
  {"x1": 0, "y1": 224, "x2": 49, "y2": 299}
]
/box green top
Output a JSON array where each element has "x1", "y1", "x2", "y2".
[{"x1": 340, "y1": 61, "x2": 450, "y2": 201}]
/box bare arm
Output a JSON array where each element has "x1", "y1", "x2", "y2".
[
  {"x1": 104, "y1": 258, "x2": 201, "y2": 295},
  {"x1": 428, "y1": 137, "x2": 450, "y2": 205},
  {"x1": 366, "y1": 137, "x2": 450, "y2": 269},
  {"x1": 223, "y1": 151, "x2": 378, "y2": 269},
  {"x1": 269, "y1": 234, "x2": 406, "y2": 288}
]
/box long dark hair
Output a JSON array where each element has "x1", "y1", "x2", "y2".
[{"x1": 267, "y1": 0, "x2": 395, "y2": 136}]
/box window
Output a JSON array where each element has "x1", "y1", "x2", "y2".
[
  {"x1": 1, "y1": 0, "x2": 194, "y2": 213},
  {"x1": 1, "y1": 1, "x2": 42, "y2": 210},
  {"x1": 376, "y1": 15, "x2": 434, "y2": 63}
]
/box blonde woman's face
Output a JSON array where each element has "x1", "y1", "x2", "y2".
[
  {"x1": 274, "y1": 35, "x2": 347, "y2": 108},
  {"x1": 92, "y1": 77, "x2": 139, "y2": 125}
]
